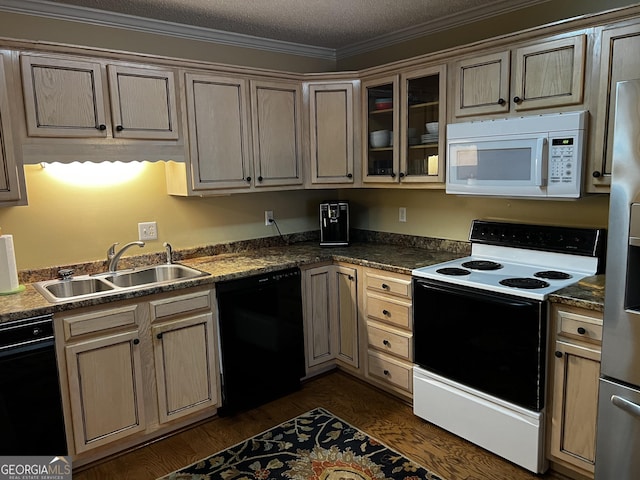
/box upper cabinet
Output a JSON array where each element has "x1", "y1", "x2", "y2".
[
  {"x1": 590, "y1": 21, "x2": 640, "y2": 190},
  {"x1": 362, "y1": 64, "x2": 445, "y2": 186},
  {"x1": 0, "y1": 52, "x2": 25, "y2": 205},
  {"x1": 306, "y1": 81, "x2": 357, "y2": 186},
  {"x1": 453, "y1": 35, "x2": 586, "y2": 118},
  {"x1": 21, "y1": 54, "x2": 179, "y2": 140}
]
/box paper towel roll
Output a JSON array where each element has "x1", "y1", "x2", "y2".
[{"x1": 0, "y1": 234, "x2": 19, "y2": 292}]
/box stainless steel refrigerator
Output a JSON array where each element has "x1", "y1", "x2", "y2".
[{"x1": 595, "y1": 79, "x2": 640, "y2": 478}]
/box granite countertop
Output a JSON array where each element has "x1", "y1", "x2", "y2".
[{"x1": 0, "y1": 241, "x2": 605, "y2": 323}]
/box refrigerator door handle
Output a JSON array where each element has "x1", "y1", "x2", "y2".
[{"x1": 611, "y1": 394, "x2": 640, "y2": 418}]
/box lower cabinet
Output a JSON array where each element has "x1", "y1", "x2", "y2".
[
  {"x1": 547, "y1": 304, "x2": 603, "y2": 479},
  {"x1": 302, "y1": 263, "x2": 359, "y2": 376},
  {"x1": 55, "y1": 286, "x2": 219, "y2": 462},
  {"x1": 362, "y1": 267, "x2": 413, "y2": 400}
]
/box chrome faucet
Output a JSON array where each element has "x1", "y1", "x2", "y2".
[
  {"x1": 163, "y1": 242, "x2": 173, "y2": 264},
  {"x1": 107, "y1": 241, "x2": 145, "y2": 272}
]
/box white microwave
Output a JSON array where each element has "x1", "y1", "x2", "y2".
[{"x1": 446, "y1": 111, "x2": 587, "y2": 199}]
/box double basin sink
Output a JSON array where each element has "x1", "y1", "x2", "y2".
[{"x1": 35, "y1": 264, "x2": 209, "y2": 303}]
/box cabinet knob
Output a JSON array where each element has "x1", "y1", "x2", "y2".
[
  {"x1": 381, "y1": 283, "x2": 390, "y2": 290},
  {"x1": 498, "y1": 98, "x2": 506, "y2": 105},
  {"x1": 246, "y1": 176, "x2": 251, "y2": 182},
  {"x1": 258, "y1": 176, "x2": 263, "y2": 182},
  {"x1": 513, "y1": 96, "x2": 522, "y2": 104},
  {"x1": 592, "y1": 171, "x2": 602, "y2": 178},
  {"x1": 383, "y1": 369, "x2": 390, "y2": 376},
  {"x1": 133, "y1": 338, "x2": 140, "y2": 345},
  {"x1": 97, "y1": 124, "x2": 107, "y2": 131},
  {"x1": 116, "y1": 125, "x2": 124, "y2": 131},
  {"x1": 382, "y1": 309, "x2": 390, "y2": 316},
  {"x1": 383, "y1": 339, "x2": 390, "y2": 346},
  {"x1": 348, "y1": 275, "x2": 354, "y2": 280},
  {"x1": 347, "y1": 173, "x2": 353, "y2": 178},
  {"x1": 157, "y1": 333, "x2": 163, "y2": 339},
  {"x1": 399, "y1": 172, "x2": 405, "y2": 178},
  {"x1": 390, "y1": 172, "x2": 396, "y2": 178},
  {"x1": 555, "y1": 351, "x2": 563, "y2": 358},
  {"x1": 577, "y1": 327, "x2": 587, "y2": 335}
]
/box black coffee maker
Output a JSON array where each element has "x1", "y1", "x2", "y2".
[{"x1": 320, "y1": 201, "x2": 349, "y2": 246}]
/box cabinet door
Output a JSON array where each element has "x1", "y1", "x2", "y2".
[
  {"x1": 20, "y1": 54, "x2": 108, "y2": 138},
  {"x1": 185, "y1": 73, "x2": 252, "y2": 190},
  {"x1": 152, "y1": 313, "x2": 218, "y2": 423},
  {"x1": 250, "y1": 79, "x2": 303, "y2": 188},
  {"x1": 550, "y1": 340, "x2": 600, "y2": 473},
  {"x1": 0, "y1": 54, "x2": 22, "y2": 203},
  {"x1": 592, "y1": 24, "x2": 640, "y2": 188},
  {"x1": 513, "y1": 35, "x2": 585, "y2": 112},
  {"x1": 333, "y1": 265, "x2": 358, "y2": 368},
  {"x1": 400, "y1": 64, "x2": 446, "y2": 184},
  {"x1": 107, "y1": 65, "x2": 179, "y2": 140},
  {"x1": 65, "y1": 330, "x2": 145, "y2": 453},
  {"x1": 453, "y1": 51, "x2": 510, "y2": 117},
  {"x1": 303, "y1": 265, "x2": 333, "y2": 367},
  {"x1": 308, "y1": 82, "x2": 355, "y2": 184}
]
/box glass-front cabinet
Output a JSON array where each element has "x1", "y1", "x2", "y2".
[{"x1": 362, "y1": 65, "x2": 445, "y2": 185}]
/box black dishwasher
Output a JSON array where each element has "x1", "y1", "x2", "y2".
[{"x1": 216, "y1": 267, "x2": 305, "y2": 415}]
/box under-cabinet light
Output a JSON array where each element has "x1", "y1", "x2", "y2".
[{"x1": 40, "y1": 161, "x2": 146, "y2": 187}]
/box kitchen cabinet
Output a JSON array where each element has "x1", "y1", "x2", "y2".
[
  {"x1": 307, "y1": 81, "x2": 357, "y2": 185},
  {"x1": 55, "y1": 286, "x2": 219, "y2": 461},
  {"x1": 0, "y1": 52, "x2": 25, "y2": 205},
  {"x1": 548, "y1": 304, "x2": 602, "y2": 478},
  {"x1": 302, "y1": 264, "x2": 359, "y2": 375},
  {"x1": 20, "y1": 53, "x2": 179, "y2": 140},
  {"x1": 591, "y1": 21, "x2": 640, "y2": 190},
  {"x1": 362, "y1": 65, "x2": 445, "y2": 185},
  {"x1": 452, "y1": 34, "x2": 586, "y2": 118},
  {"x1": 362, "y1": 267, "x2": 413, "y2": 399},
  {"x1": 250, "y1": 78, "x2": 303, "y2": 188}
]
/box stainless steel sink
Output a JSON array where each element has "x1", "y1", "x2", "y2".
[
  {"x1": 43, "y1": 277, "x2": 115, "y2": 298},
  {"x1": 34, "y1": 263, "x2": 209, "y2": 303},
  {"x1": 105, "y1": 264, "x2": 206, "y2": 288}
]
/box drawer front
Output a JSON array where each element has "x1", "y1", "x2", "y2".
[
  {"x1": 367, "y1": 323, "x2": 412, "y2": 360},
  {"x1": 365, "y1": 270, "x2": 411, "y2": 299},
  {"x1": 62, "y1": 304, "x2": 139, "y2": 340},
  {"x1": 367, "y1": 351, "x2": 413, "y2": 392},
  {"x1": 366, "y1": 294, "x2": 411, "y2": 329},
  {"x1": 150, "y1": 289, "x2": 212, "y2": 321},
  {"x1": 557, "y1": 309, "x2": 603, "y2": 343}
]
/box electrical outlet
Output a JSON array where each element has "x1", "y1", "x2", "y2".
[
  {"x1": 399, "y1": 207, "x2": 407, "y2": 223},
  {"x1": 138, "y1": 221, "x2": 158, "y2": 241},
  {"x1": 265, "y1": 210, "x2": 274, "y2": 226}
]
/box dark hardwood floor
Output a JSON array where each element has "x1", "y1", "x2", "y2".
[{"x1": 74, "y1": 370, "x2": 570, "y2": 480}]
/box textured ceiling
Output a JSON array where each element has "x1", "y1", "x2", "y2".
[{"x1": 39, "y1": 0, "x2": 551, "y2": 50}]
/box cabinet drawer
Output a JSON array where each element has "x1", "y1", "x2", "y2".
[
  {"x1": 366, "y1": 351, "x2": 413, "y2": 392},
  {"x1": 557, "y1": 309, "x2": 603, "y2": 343},
  {"x1": 150, "y1": 289, "x2": 212, "y2": 321},
  {"x1": 62, "y1": 304, "x2": 139, "y2": 340},
  {"x1": 366, "y1": 294, "x2": 411, "y2": 329},
  {"x1": 367, "y1": 322, "x2": 412, "y2": 360},
  {"x1": 364, "y1": 270, "x2": 411, "y2": 299}
]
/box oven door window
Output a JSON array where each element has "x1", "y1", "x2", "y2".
[{"x1": 413, "y1": 278, "x2": 546, "y2": 411}]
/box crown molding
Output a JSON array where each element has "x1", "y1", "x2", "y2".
[{"x1": 0, "y1": 0, "x2": 338, "y2": 60}]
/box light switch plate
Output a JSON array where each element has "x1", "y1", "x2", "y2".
[
  {"x1": 138, "y1": 221, "x2": 158, "y2": 241},
  {"x1": 399, "y1": 207, "x2": 407, "y2": 222}
]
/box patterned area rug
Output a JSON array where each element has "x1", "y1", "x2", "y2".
[{"x1": 158, "y1": 407, "x2": 444, "y2": 480}]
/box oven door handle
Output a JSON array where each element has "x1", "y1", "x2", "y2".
[{"x1": 414, "y1": 279, "x2": 538, "y2": 308}]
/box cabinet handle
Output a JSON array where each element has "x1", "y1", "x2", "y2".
[
  {"x1": 157, "y1": 333, "x2": 163, "y2": 339},
  {"x1": 381, "y1": 283, "x2": 390, "y2": 290},
  {"x1": 555, "y1": 351, "x2": 563, "y2": 358},
  {"x1": 97, "y1": 124, "x2": 107, "y2": 131},
  {"x1": 116, "y1": 125, "x2": 124, "y2": 131},
  {"x1": 258, "y1": 176, "x2": 263, "y2": 182},
  {"x1": 592, "y1": 171, "x2": 602, "y2": 178},
  {"x1": 383, "y1": 339, "x2": 390, "y2": 346},
  {"x1": 513, "y1": 96, "x2": 522, "y2": 104},
  {"x1": 382, "y1": 309, "x2": 390, "y2": 316},
  {"x1": 577, "y1": 327, "x2": 587, "y2": 335},
  {"x1": 383, "y1": 369, "x2": 390, "y2": 376},
  {"x1": 347, "y1": 173, "x2": 353, "y2": 178},
  {"x1": 133, "y1": 338, "x2": 140, "y2": 345},
  {"x1": 246, "y1": 176, "x2": 251, "y2": 182},
  {"x1": 497, "y1": 98, "x2": 506, "y2": 105}
]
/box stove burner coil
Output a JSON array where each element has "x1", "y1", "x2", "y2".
[
  {"x1": 461, "y1": 260, "x2": 503, "y2": 271},
  {"x1": 534, "y1": 270, "x2": 572, "y2": 280},
  {"x1": 436, "y1": 267, "x2": 471, "y2": 276},
  {"x1": 499, "y1": 277, "x2": 551, "y2": 289}
]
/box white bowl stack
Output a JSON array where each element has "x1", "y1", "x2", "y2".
[
  {"x1": 370, "y1": 130, "x2": 390, "y2": 148},
  {"x1": 421, "y1": 122, "x2": 439, "y2": 144}
]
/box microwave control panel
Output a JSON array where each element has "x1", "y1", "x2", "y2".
[{"x1": 548, "y1": 136, "x2": 579, "y2": 186}]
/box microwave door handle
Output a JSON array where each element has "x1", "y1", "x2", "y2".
[{"x1": 534, "y1": 138, "x2": 548, "y2": 186}]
